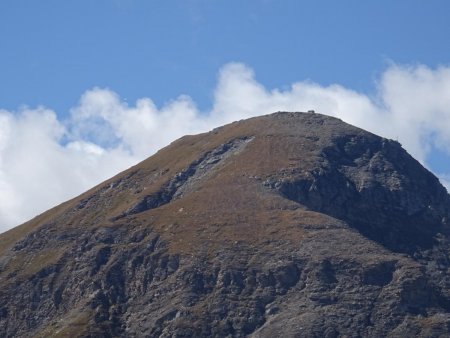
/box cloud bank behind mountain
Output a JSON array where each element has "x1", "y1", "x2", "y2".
[{"x1": 1, "y1": 62, "x2": 450, "y2": 232}]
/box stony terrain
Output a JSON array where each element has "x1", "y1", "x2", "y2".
[{"x1": 1, "y1": 111, "x2": 450, "y2": 337}]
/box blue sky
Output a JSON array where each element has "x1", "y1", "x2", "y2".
[
  {"x1": 2, "y1": 0, "x2": 450, "y2": 113},
  {"x1": 1, "y1": 0, "x2": 450, "y2": 231}
]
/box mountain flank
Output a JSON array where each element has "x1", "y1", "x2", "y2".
[{"x1": 1, "y1": 111, "x2": 450, "y2": 337}]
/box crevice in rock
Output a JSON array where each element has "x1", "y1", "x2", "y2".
[
  {"x1": 362, "y1": 261, "x2": 396, "y2": 286},
  {"x1": 90, "y1": 246, "x2": 112, "y2": 276}
]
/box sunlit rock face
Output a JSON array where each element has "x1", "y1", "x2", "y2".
[{"x1": 1, "y1": 111, "x2": 450, "y2": 337}]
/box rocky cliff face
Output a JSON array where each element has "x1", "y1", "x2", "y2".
[{"x1": 1, "y1": 112, "x2": 450, "y2": 337}]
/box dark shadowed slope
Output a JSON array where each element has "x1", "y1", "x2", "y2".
[{"x1": 1, "y1": 112, "x2": 450, "y2": 337}]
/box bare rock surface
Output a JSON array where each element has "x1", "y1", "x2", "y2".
[{"x1": 1, "y1": 111, "x2": 450, "y2": 337}]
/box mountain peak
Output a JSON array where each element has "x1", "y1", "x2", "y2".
[{"x1": 1, "y1": 111, "x2": 450, "y2": 337}]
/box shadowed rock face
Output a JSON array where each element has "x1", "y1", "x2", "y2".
[
  {"x1": 275, "y1": 133, "x2": 450, "y2": 254},
  {"x1": 1, "y1": 111, "x2": 450, "y2": 337}
]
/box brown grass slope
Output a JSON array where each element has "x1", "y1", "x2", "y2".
[{"x1": 1, "y1": 111, "x2": 450, "y2": 337}]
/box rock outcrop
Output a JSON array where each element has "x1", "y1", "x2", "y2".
[{"x1": 1, "y1": 112, "x2": 450, "y2": 337}]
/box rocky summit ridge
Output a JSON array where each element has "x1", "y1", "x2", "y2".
[{"x1": 1, "y1": 111, "x2": 450, "y2": 337}]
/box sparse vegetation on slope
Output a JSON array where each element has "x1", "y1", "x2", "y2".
[{"x1": 1, "y1": 112, "x2": 450, "y2": 337}]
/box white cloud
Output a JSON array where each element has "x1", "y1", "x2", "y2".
[{"x1": 1, "y1": 62, "x2": 450, "y2": 233}]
